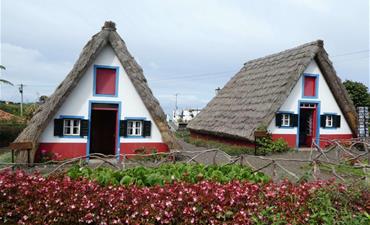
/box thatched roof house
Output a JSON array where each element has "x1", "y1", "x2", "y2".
[
  {"x1": 188, "y1": 40, "x2": 357, "y2": 148},
  {"x1": 15, "y1": 21, "x2": 179, "y2": 162}
]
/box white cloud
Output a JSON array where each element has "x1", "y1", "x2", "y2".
[
  {"x1": 1, "y1": 0, "x2": 368, "y2": 109},
  {"x1": 0, "y1": 43, "x2": 72, "y2": 101},
  {"x1": 284, "y1": 0, "x2": 330, "y2": 13}
]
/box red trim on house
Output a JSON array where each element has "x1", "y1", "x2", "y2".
[
  {"x1": 304, "y1": 76, "x2": 316, "y2": 96},
  {"x1": 190, "y1": 131, "x2": 255, "y2": 147},
  {"x1": 38, "y1": 143, "x2": 86, "y2": 160},
  {"x1": 120, "y1": 143, "x2": 169, "y2": 155},
  {"x1": 92, "y1": 107, "x2": 118, "y2": 111},
  {"x1": 37, "y1": 142, "x2": 169, "y2": 161},
  {"x1": 309, "y1": 106, "x2": 318, "y2": 146},
  {"x1": 319, "y1": 134, "x2": 354, "y2": 148},
  {"x1": 96, "y1": 68, "x2": 116, "y2": 95},
  {"x1": 271, "y1": 134, "x2": 296, "y2": 148}
]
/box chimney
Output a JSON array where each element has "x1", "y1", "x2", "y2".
[
  {"x1": 215, "y1": 87, "x2": 221, "y2": 95},
  {"x1": 102, "y1": 21, "x2": 116, "y2": 31}
]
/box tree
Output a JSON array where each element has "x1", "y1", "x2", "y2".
[
  {"x1": 38, "y1": 95, "x2": 48, "y2": 104},
  {"x1": 0, "y1": 65, "x2": 14, "y2": 86},
  {"x1": 343, "y1": 80, "x2": 370, "y2": 108}
]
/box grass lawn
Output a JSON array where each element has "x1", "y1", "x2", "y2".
[
  {"x1": 319, "y1": 162, "x2": 369, "y2": 177},
  {"x1": 0, "y1": 149, "x2": 12, "y2": 163}
]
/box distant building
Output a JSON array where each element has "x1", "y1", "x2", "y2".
[
  {"x1": 188, "y1": 40, "x2": 357, "y2": 149},
  {"x1": 173, "y1": 109, "x2": 201, "y2": 123},
  {"x1": 169, "y1": 108, "x2": 201, "y2": 130}
]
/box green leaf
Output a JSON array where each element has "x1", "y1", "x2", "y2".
[{"x1": 120, "y1": 175, "x2": 133, "y2": 185}]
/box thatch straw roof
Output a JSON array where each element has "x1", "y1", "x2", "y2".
[
  {"x1": 188, "y1": 40, "x2": 357, "y2": 141},
  {"x1": 15, "y1": 21, "x2": 180, "y2": 162}
]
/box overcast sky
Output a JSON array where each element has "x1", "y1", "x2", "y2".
[{"x1": 1, "y1": 0, "x2": 369, "y2": 114}]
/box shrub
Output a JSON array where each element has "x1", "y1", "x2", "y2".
[
  {"x1": 0, "y1": 122, "x2": 26, "y2": 147},
  {"x1": 0, "y1": 170, "x2": 368, "y2": 224},
  {"x1": 256, "y1": 137, "x2": 291, "y2": 154},
  {"x1": 67, "y1": 163, "x2": 270, "y2": 186},
  {"x1": 0, "y1": 152, "x2": 12, "y2": 163}
]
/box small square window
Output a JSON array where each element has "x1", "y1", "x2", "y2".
[
  {"x1": 95, "y1": 67, "x2": 117, "y2": 96},
  {"x1": 127, "y1": 121, "x2": 142, "y2": 136},
  {"x1": 281, "y1": 114, "x2": 290, "y2": 127},
  {"x1": 303, "y1": 76, "x2": 317, "y2": 97},
  {"x1": 325, "y1": 115, "x2": 333, "y2": 127},
  {"x1": 63, "y1": 119, "x2": 80, "y2": 136}
]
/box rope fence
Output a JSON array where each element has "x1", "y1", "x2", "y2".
[{"x1": 0, "y1": 138, "x2": 369, "y2": 183}]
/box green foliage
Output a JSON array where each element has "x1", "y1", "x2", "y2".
[
  {"x1": 256, "y1": 124, "x2": 268, "y2": 131},
  {"x1": 306, "y1": 186, "x2": 370, "y2": 225},
  {"x1": 23, "y1": 103, "x2": 39, "y2": 121},
  {"x1": 0, "y1": 152, "x2": 12, "y2": 163},
  {"x1": 256, "y1": 137, "x2": 291, "y2": 154},
  {"x1": 319, "y1": 162, "x2": 369, "y2": 178},
  {"x1": 343, "y1": 80, "x2": 370, "y2": 108},
  {"x1": 0, "y1": 65, "x2": 13, "y2": 86},
  {"x1": 0, "y1": 123, "x2": 26, "y2": 147},
  {"x1": 175, "y1": 130, "x2": 190, "y2": 142},
  {"x1": 0, "y1": 103, "x2": 35, "y2": 118},
  {"x1": 67, "y1": 163, "x2": 270, "y2": 186}
]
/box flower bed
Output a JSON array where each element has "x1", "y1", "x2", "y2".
[
  {"x1": 67, "y1": 164, "x2": 270, "y2": 186},
  {"x1": 0, "y1": 170, "x2": 369, "y2": 224}
]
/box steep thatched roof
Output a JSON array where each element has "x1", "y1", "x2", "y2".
[
  {"x1": 188, "y1": 40, "x2": 357, "y2": 141},
  {"x1": 15, "y1": 21, "x2": 180, "y2": 162}
]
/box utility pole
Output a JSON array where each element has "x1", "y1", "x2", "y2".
[
  {"x1": 18, "y1": 84, "x2": 24, "y2": 117},
  {"x1": 175, "y1": 93, "x2": 179, "y2": 111}
]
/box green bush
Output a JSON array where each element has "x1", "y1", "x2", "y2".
[
  {"x1": 256, "y1": 137, "x2": 291, "y2": 154},
  {"x1": 0, "y1": 103, "x2": 35, "y2": 118},
  {"x1": 175, "y1": 130, "x2": 190, "y2": 142},
  {"x1": 0, "y1": 152, "x2": 12, "y2": 163},
  {"x1": 67, "y1": 163, "x2": 270, "y2": 186},
  {"x1": 0, "y1": 122, "x2": 26, "y2": 147}
]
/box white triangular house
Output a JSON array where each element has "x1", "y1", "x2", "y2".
[
  {"x1": 188, "y1": 40, "x2": 357, "y2": 148},
  {"x1": 15, "y1": 21, "x2": 179, "y2": 162}
]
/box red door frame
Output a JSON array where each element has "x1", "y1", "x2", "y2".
[
  {"x1": 299, "y1": 103, "x2": 318, "y2": 147},
  {"x1": 88, "y1": 102, "x2": 120, "y2": 159}
]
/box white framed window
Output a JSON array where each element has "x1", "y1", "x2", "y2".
[
  {"x1": 63, "y1": 119, "x2": 80, "y2": 136},
  {"x1": 325, "y1": 115, "x2": 333, "y2": 128},
  {"x1": 127, "y1": 121, "x2": 142, "y2": 136},
  {"x1": 281, "y1": 114, "x2": 290, "y2": 127}
]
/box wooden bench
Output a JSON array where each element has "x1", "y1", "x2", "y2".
[{"x1": 9, "y1": 142, "x2": 33, "y2": 166}]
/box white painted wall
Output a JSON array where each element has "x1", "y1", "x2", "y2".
[
  {"x1": 267, "y1": 60, "x2": 352, "y2": 135},
  {"x1": 39, "y1": 46, "x2": 163, "y2": 143}
]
